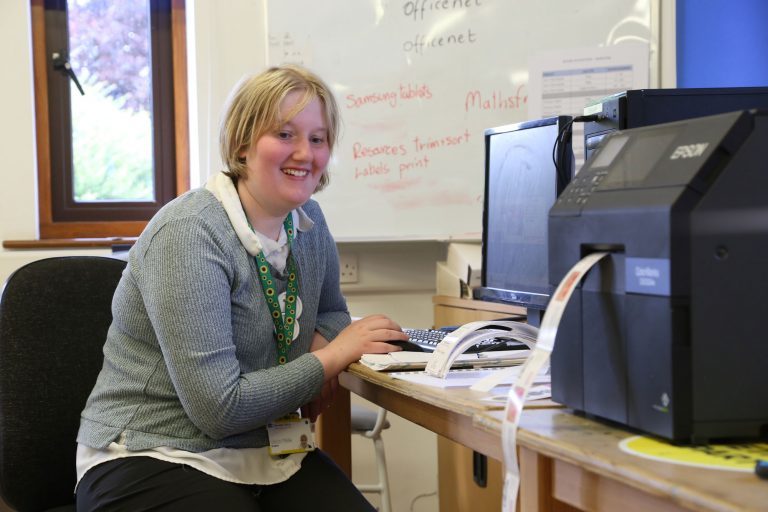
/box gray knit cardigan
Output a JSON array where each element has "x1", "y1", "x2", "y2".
[{"x1": 77, "y1": 189, "x2": 350, "y2": 452}]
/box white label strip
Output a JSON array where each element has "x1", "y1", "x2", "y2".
[
  {"x1": 425, "y1": 320, "x2": 538, "y2": 378},
  {"x1": 501, "y1": 251, "x2": 609, "y2": 512}
]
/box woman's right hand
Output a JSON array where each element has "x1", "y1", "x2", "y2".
[{"x1": 312, "y1": 314, "x2": 409, "y2": 380}]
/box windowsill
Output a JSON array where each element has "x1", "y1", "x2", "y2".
[{"x1": 2, "y1": 238, "x2": 137, "y2": 249}]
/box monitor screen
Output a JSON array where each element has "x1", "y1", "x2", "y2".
[{"x1": 476, "y1": 116, "x2": 573, "y2": 319}]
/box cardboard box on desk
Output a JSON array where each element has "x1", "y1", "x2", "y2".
[
  {"x1": 436, "y1": 261, "x2": 471, "y2": 298},
  {"x1": 446, "y1": 243, "x2": 481, "y2": 289}
]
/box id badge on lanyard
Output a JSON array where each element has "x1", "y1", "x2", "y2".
[
  {"x1": 267, "y1": 412, "x2": 315, "y2": 456},
  {"x1": 255, "y1": 214, "x2": 315, "y2": 454}
]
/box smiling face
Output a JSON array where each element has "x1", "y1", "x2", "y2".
[{"x1": 236, "y1": 91, "x2": 330, "y2": 230}]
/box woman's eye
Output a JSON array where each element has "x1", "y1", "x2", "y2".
[
  {"x1": 277, "y1": 131, "x2": 293, "y2": 140},
  {"x1": 310, "y1": 135, "x2": 326, "y2": 145}
]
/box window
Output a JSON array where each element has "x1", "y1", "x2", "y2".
[{"x1": 30, "y1": 0, "x2": 188, "y2": 240}]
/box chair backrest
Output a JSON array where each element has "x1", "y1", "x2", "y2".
[{"x1": 0, "y1": 256, "x2": 126, "y2": 511}]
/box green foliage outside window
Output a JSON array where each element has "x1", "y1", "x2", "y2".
[{"x1": 71, "y1": 78, "x2": 153, "y2": 201}]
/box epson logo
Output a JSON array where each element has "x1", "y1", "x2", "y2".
[{"x1": 669, "y1": 142, "x2": 709, "y2": 160}]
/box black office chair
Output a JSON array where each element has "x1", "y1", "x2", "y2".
[{"x1": 0, "y1": 256, "x2": 126, "y2": 511}]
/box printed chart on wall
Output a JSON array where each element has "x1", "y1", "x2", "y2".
[
  {"x1": 265, "y1": 0, "x2": 657, "y2": 240},
  {"x1": 528, "y1": 45, "x2": 651, "y2": 168}
]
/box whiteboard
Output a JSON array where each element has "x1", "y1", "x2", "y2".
[{"x1": 265, "y1": 0, "x2": 657, "y2": 241}]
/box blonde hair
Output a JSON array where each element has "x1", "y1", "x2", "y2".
[{"x1": 219, "y1": 64, "x2": 340, "y2": 191}]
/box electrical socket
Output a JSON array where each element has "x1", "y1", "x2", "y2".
[{"x1": 339, "y1": 253, "x2": 359, "y2": 284}]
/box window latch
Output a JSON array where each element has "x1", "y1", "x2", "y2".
[{"x1": 52, "y1": 52, "x2": 85, "y2": 96}]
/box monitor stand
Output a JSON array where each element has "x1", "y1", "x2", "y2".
[{"x1": 526, "y1": 308, "x2": 544, "y2": 328}]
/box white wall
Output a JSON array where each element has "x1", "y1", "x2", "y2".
[
  {"x1": 1, "y1": 2, "x2": 37, "y2": 243},
  {"x1": 659, "y1": 0, "x2": 677, "y2": 88}
]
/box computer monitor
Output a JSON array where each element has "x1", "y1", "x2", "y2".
[{"x1": 474, "y1": 116, "x2": 574, "y2": 326}]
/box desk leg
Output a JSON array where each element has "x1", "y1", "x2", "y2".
[
  {"x1": 519, "y1": 446, "x2": 581, "y2": 512},
  {"x1": 519, "y1": 445, "x2": 564, "y2": 512},
  {"x1": 315, "y1": 386, "x2": 352, "y2": 477}
]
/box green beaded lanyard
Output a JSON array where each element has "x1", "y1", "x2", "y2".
[{"x1": 253, "y1": 214, "x2": 299, "y2": 365}]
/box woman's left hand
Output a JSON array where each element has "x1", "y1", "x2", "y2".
[{"x1": 301, "y1": 375, "x2": 338, "y2": 422}]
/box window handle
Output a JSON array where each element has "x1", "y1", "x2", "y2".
[{"x1": 52, "y1": 52, "x2": 85, "y2": 96}]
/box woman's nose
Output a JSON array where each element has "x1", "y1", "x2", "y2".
[{"x1": 292, "y1": 138, "x2": 312, "y2": 162}]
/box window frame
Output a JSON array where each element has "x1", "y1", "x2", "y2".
[{"x1": 29, "y1": 0, "x2": 189, "y2": 240}]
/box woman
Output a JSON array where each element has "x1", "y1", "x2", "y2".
[{"x1": 76, "y1": 64, "x2": 409, "y2": 511}]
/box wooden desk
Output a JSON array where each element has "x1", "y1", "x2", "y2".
[
  {"x1": 340, "y1": 364, "x2": 506, "y2": 458},
  {"x1": 319, "y1": 365, "x2": 767, "y2": 512},
  {"x1": 475, "y1": 409, "x2": 767, "y2": 512}
]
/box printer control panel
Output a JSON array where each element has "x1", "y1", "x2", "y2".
[
  {"x1": 556, "y1": 131, "x2": 630, "y2": 210},
  {"x1": 556, "y1": 167, "x2": 609, "y2": 207}
]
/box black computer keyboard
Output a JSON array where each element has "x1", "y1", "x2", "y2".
[{"x1": 402, "y1": 328, "x2": 528, "y2": 353}]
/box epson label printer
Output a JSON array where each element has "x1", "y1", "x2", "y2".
[{"x1": 549, "y1": 110, "x2": 768, "y2": 443}]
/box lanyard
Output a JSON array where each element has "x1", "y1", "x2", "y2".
[{"x1": 253, "y1": 214, "x2": 299, "y2": 365}]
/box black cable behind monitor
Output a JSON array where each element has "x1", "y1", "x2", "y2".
[{"x1": 552, "y1": 114, "x2": 605, "y2": 193}]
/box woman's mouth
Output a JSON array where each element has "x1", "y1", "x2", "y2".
[{"x1": 282, "y1": 168, "x2": 309, "y2": 177}]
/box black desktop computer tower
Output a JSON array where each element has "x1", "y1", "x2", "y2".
[{"x1": 583, "y1": 87, "x2": 768, "y2": 160}]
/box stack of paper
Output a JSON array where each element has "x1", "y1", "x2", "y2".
[
  {"x1": 390, "y1": 366, "x2": 550, "y2": 393},
  {"x1": 359, "y1": 349, "x2": 529, "y2": 372}
]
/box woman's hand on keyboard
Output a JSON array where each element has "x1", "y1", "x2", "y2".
[{"x1": 312, "y1": 314, "x2": 409, "y2": 378}]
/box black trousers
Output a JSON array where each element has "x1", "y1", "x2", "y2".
[{"x1": 76, "y1": 450, "x2": 376, "y2": 512}]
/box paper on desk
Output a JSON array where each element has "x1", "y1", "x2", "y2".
[
  {"x1": 389, "y1": 366, "x2": 550, "y2": 389},
  {"x1": 480, "y1": 385, "x2": 551, "y2": 403},
  {"x1": 359, "y1": 350, "x2": 529, "y2": 372},
  {"x1": 471, "y1": 362, "x2": 550, "y2": 393}
]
